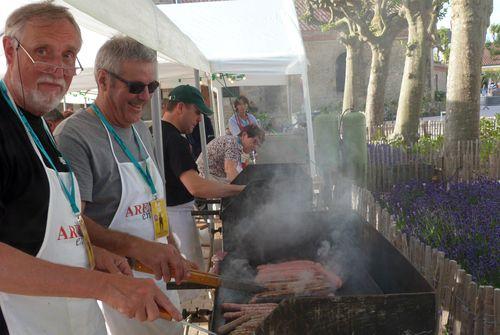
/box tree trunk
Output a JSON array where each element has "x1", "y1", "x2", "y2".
[
  {"x1": 444, "y1": 0, "x2": 493, "y2": 155},
  {"x1": 342, "y1": 39, "x2": 364, "y2": 113},
  {"x1": 394, "y1": 2, "x2": 432, "y2": 144},
  {"x1": 365, "y1": 44, "x2": 392, "y2": 138}
]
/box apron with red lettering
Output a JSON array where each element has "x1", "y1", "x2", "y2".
[
  {"x1": 99, "y1": 123, "x2": 182, "y2": 335},
  {"x1": 0, "y1": 80, "x2": 105, "y2": 335}
]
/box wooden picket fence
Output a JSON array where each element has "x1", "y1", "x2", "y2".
[
  {"x1": 351, "y1": 186, "x2": 500, "y2": 335},
  {"x1": 368, "y1": 118, "x2": 498, "y2": 142},
  {"x1": 366, "y1": 140, "x2": 500, "y2": 193},
  {"x1": 369, "y1": 120, "x2": 445, "y2": 140}
]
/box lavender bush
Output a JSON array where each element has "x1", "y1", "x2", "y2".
[{"x1": 377, "y1": 178, "x2": 500, "y2": 286}]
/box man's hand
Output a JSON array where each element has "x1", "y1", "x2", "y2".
[
  {"x1": 182, "y1": 258, "x2": 199, "y2": 271},
  {"x1": 132, "y1": 241, "x2": 190, "y2": 283},
  {"x1": 98, "y1": 273, "x2": 182, "y2": 322},
  {"x1": 94, "y1": 246, "x2": 132, "y2": 276}
]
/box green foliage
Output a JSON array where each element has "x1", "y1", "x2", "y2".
[
  {"x1": 421, "y1": 94, "x2": 445, "y2": 118},
  {"x1": 434, "y1": 90, "x2": 446, "y2": 101},
  {"x1": 479, "y1": 115, "x2": 500, "y2": 162},
  {"x1": 383, "y1": 134, "x2": 444, "y2": 155},
  {"x1": 383, "y1": 100, "x2": 399, "y2": 121},
  {"x1": 486, "y1": 23, "x2": 500, "y2": 56},
  {"x1": 375, "y1": 115, "x2": 499, "y2": 161},
  {"x1": 435, "y1": 28, "x2": 451, "y2": 63},
  {"x1": 413, "y1": 134, "x2": 444, "y2": 155},
  {"x1": 254, "y1": 112, "x2": 272, "y2": 132},
  {"x1": 482, "y1": 69, "x2": 500, "y2": 84}
]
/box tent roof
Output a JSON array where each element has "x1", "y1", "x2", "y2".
[
  {"x1": 2, "y1": 0, "x2": 308, "y2": 91},
  {"x1": 0, "y1": 0, "x2": 209, "y2": 91},
  {"x1": 159, "y1": 0, "x2": 308, "y2": 76}
]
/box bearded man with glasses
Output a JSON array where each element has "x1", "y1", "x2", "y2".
[
  {"x1": 0, "y1": 3, "x2": 184, "y2": 335},
  {"x1": 55, "y1": 35, "x2": 193, "y2": 335}
]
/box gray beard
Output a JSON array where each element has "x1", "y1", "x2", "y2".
[{"x1": 11, "y1": 75, "x2": 66, "y2": 115}]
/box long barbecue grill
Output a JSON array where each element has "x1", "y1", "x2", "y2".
[{"x1": 207, "y1": 164, "x2": 435, "y2": 334}]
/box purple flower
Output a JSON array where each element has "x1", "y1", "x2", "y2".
[{"x1": 378, "y1": 178, "x2": 499, "y2": 286}]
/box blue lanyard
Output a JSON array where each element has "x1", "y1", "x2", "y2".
[
  {"x1": 0, "y1": 80, "x2": 80, "y2": 215},
  {"x1": 90, "y1": 104, "x2": 157, "y2": 198}
]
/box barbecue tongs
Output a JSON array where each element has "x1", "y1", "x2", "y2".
[{"x1": 133, "y1": 260, "x2": 266, "y2": 293}]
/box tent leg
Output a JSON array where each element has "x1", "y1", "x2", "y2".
[
  {"x1": 302, "y1": 70, "x2": 315, "y2": 177},
  {"x1": 208, "y1": 76, "x2": 219, "y2": 136},
  {"x1": 151, "y1": 57, "x2": 165, "y2": 182},
  {"x1": 287, "y1": 76, "x2": 292, "y2": 123},
  {"x1": 216, "y1": 87, "x2": 225, "y2": 136},
  {"x1": 195, "y1": 70, "x2": 210, "y2": 180}
]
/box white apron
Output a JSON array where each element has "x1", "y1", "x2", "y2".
[
  {"x1": 0, "y1": 108, "x2": 106, "y2": 334},
  {"x1": 167, "y1": 201, "x2": 204, "y2": 271},
  {"x1": 167, "y1": 201, "x2": 206, "y2": 302},
  {"x1": 99, "y1": 124, "x2": 182, "y2": 335}
]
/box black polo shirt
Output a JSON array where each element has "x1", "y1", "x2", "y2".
[
  {"x1": 161, "y1": 120, "x2": 198, "y2": 206},
  {"x1": 0, "y1": 92, "x2": 68, "y2": 334}
]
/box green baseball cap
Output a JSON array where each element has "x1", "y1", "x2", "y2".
[{"x1": 168, "y1": 85, "x2": 213, "y2": 116}]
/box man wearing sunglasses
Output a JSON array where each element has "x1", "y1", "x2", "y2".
[
  {"x1": 55, "y1": 36, "x2": 191, "y2": 334},
  {"x1": 0, "y1": 3, "x2": 182, "y2": 335}
]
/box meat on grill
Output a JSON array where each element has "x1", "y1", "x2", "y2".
[
  {"x1": 218, "y1": 260, "x2": 343, "y2": 334},
  {"x1": 219, "y1": 303, "x2": 278, "y2": 334},
  {"x1": 250, "y1": 260, "x2": 342, "y2": 303},
  {"x1": 255, "y1": 260, "x2": 342, "y2": 289}
]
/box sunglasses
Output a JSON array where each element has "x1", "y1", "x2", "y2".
[{"x1": 107, "y1": 71, "x2": 159, "y2": 94}]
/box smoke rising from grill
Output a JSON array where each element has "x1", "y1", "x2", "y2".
[{"x1": 222, "y1": 167, "x2": 366, "y2": 294}]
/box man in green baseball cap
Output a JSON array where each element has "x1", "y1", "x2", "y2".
[
  {"x1": 168, "y1": 84, "x2": 213, "y2": 116},
  {"x1": 161, "y1": 85, "x2": 243, "y2": 275}
]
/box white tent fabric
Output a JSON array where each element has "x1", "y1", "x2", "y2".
[
  {"x1": 159, "y1": 0, "x2": 315, "y2": 174},
  {"x1": 0, "y1": 0, "x2": 210, "y2": 181},
  {"x1": 0, "y1": 0, "x2": 210, "y2": 89},
  {"x1": 158, "y1": 0, "x2": 307, "y2": 76},
  {"x1": 1, "y1": 0, "x2": 316, "y2": 175},
  {"x1": 63, "y1": 0, "x2": 210, "y2": 73}
]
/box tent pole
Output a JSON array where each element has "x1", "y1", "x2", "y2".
[
  {"x1": 286, "y1": 76, "x2": 292, "y2": 123},
  {"x1": 195, "y1": 70, "x2": 210, "y2": 180},
  {"x1": 216, "y1": 86, "x2": 225, "y2": 136},
  {"x1": 207, "y1": 75, "x2": 219, "y2": 136},
  {"x1": 302, "y1": 70, "x2": 315, "y2": 177},
  {"x1": 152, "y1": 57, "x2": 165, "y2": 182}
]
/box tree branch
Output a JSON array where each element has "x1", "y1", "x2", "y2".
[{"x1": 339, "y1": 5, "x2": 377, "y2": 41}]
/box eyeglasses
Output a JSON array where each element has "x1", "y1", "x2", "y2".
[
  {"x1": 14, "y1": 38, "x2": 83, "y2": 76},
  {"x1": 107, "y1": 71, "x2": 159, "y2": 94}
]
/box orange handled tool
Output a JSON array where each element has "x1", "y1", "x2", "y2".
[
  {"x1": 133, "y1": 260, "x2": 265, "y2": 293},
  {"x1": 133, "y1": 261, "x2": 220, "y2": 287}
]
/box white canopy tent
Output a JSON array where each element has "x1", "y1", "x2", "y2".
[
  {"x1": 0, "y1": 0, "x2": 209, "y2": 78},
  {"x1": 158, "y1": 0, "x2": 315, "y2": 175},
  {"x1": 1, "y1": 0, "x2": 315, "y2": 175},
  {"x1": 0, "y1": 0, "x2": 210, "y2": 179}
]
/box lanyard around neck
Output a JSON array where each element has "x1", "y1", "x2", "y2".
[
  {"x1": 0, "y1": 80, "x2": 80, "y2": 215},
  {"x1": 90, "y1": 104, "x2": 157, "y2": 198}
]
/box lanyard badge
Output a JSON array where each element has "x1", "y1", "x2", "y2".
[
  {"x1": 150, "y1": 198, "x2": 169, "y2": 239},
  {"x1": 91, "y1": 104, "x2": 170, "y2": 239}
]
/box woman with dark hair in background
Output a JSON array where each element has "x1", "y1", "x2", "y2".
[
  {"x1": 196, "y1": 124, "x2": 265, "y2": 182},
  {"x1": 227, "y1": 95, "x2": 259, "y2": 136}
]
